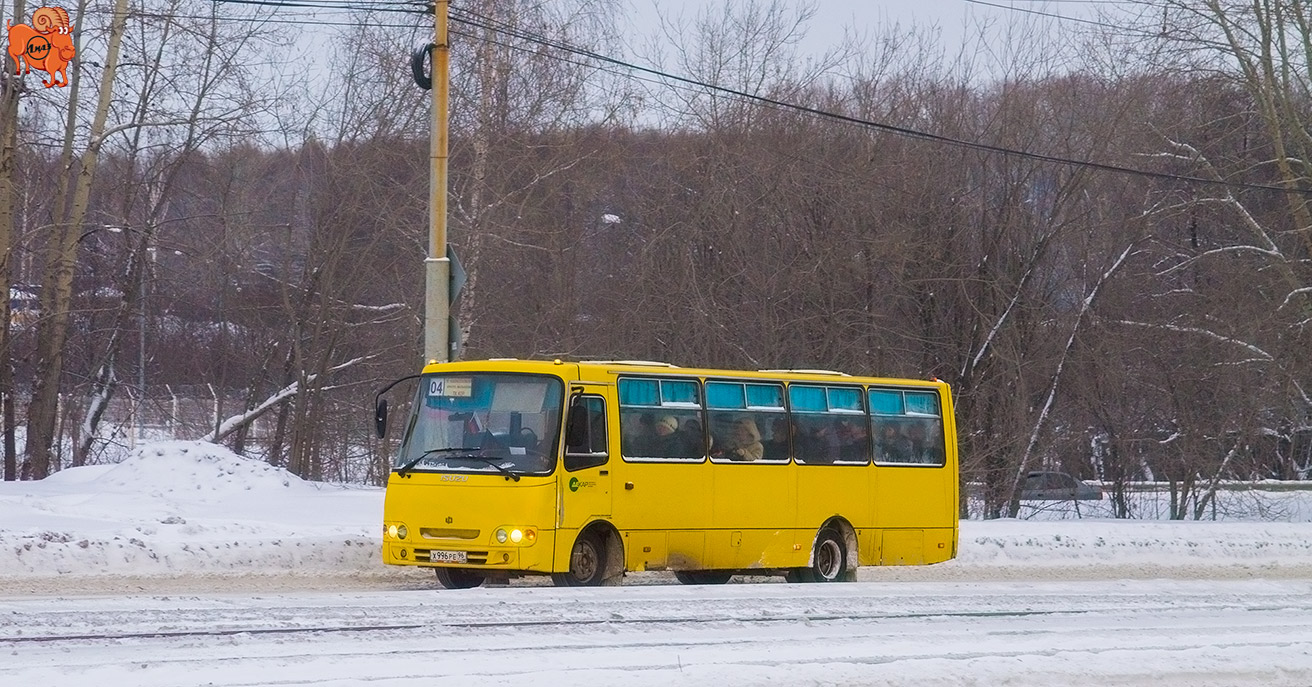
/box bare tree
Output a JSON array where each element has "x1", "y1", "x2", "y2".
[{"x1": 23, "y1": 0, "x2": 129, "y2": 479}]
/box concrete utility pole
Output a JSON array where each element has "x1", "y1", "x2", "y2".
[{"x1": 424, "y1": 0, "x2": 452, "y2": 364}]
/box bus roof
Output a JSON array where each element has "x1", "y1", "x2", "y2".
[{"x1": 420, "y1": 358, "x2": 948, "y2": 389}]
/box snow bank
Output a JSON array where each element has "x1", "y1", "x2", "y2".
[
  {"x1": 0, "y1": 441, "x2": 383, "y2": 580},
  {"x1": 78, "y1": 439, "x2": 310, "y2": 498}
]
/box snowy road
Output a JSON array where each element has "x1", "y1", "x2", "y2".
[{"x1": 6, "y1": 578, "x2": 1312, "y2": 686}]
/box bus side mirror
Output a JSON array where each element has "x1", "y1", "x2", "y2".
[
  {"x1": 564, "y1": 404, "x2": 588, "y2": 451},
  {"x1": 375, "y1": 399, "x2": 388, "y2": 439}
]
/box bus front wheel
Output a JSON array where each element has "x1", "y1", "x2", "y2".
[
  {"x1": 553, "y1": 531, "x2": 606, "y2": 586},
  {"x1": 435, "y1": 567, "x2": 486, "y2": 589}
]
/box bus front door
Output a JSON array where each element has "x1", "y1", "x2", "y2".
[{"x1": 556, "y1": 392, "x2": 612, "y2": 560}]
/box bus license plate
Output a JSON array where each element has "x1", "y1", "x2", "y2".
[{"x1": 431, "y1": 550, "x2": 466, "y2": 564}]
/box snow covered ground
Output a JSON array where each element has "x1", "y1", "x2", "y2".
[
  {"x1": 3, "y1": 442, "x2": 1312, "y2": 686},
  {"x1": 2, "y1": 440, "x2": 1311, "y2": 590},
  {"x1": 2, "y1": 443, "x2": 1312, "y2": 592}
]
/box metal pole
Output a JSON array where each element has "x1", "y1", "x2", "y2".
[
  {"x1": 137, "y1": 244, "x2": 148, "y2": 444},
  {"x1": 424, "y1": 0, "x2": 451, "y2": 364}
]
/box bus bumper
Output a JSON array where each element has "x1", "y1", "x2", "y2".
[{"x1": 382, "y1": 530, "x2": 557, "y2": 573}]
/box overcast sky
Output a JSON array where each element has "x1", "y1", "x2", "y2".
[{"x1": 624, "y1": 0, "x2": 1106, "y2": 60}]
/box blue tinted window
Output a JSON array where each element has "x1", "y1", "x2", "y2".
[
  {"x1": 661, "y1": 380, "x2": 700, "y2": 405},
  {"x1": 905, "y1": 391, "x2": 940, "y2": 416},
  {"x1": 868, "y1": 389, "x2": 903, "y2": 415},
  {"x1": 619, "y1": 378, "x2": 660, "y2": 406},
  {"x1": 789, "y1": 385, "x2": 827, "y2": 413},
  {"x1": 706, "y1": 382, "x2": 745, "y2": 409},
  {"x1": 828, "y1": 387, "x2": 863, "y2": 412},
  {"x1": 745, "y1": 384, "x2": 784, "y2": 409}
]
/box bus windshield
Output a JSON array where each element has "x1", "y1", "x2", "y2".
[{"x1": 394, "y1": 373, "x2": 564, "y2": 476}]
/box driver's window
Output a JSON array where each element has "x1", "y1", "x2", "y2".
[{"x1": 565, "y1": 396, "x2": 608, "y2": 471}]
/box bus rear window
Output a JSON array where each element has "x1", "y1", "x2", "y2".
[{"x1": 869, "y1": 388, "x2": 946, "y2": 466}]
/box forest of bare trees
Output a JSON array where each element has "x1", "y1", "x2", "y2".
[{"x1": 0, "y1": 0, "x2": 1309, "y2": 519}]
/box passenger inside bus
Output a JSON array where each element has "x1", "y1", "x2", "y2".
[
  {"x1": 646, "y1": 414, "x2": 682, "y2": 456},
  {"x1": 837, "y1": 419, "x2": 870, "y2": 462},
  {"x1": 876, "y1": 423, "x2": 912, "y2": 463},
  {"x1": 713, "y1": 417, "x2": 764, "y2": 461},
  {"x1": 680, "y1": 418, "x2": 706, "y2": 457},
  {"x1": 798, "y1": 419, "x2": 840, "y2": 463},
  {"x1": 763, "y1": 418, "x2": 790, "y2": 460},
  {"x1": 621, "y1": 413, "x2": 655, "y2": 456},
  {"x1": 906, "y1": 419, "x2": 944, "y2": 464}
]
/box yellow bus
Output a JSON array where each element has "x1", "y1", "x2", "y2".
[{"x1": 376, "y1": 359, "x2": 958, "y2": 588}]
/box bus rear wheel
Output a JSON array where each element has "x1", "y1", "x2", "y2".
[
  {"x1": 552, "y1": 531, "x2": 606, "y2": 586},
  {"x1": 435, "y1": 567, "x2": 486, "y2": 589},
  {"x1": 674, "y1": 571, "x2": 733, "y2": 585},
  {"x1": 787, "y1": 528, "x2": 847, "y2": 583}
]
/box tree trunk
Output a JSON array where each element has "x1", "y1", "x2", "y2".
[
  {"x1": 24, "y1": 0, "x2": 129, "y2": 478},
  {"x1": 0, "y1": 0, "x2": 27, "y2": 481}
]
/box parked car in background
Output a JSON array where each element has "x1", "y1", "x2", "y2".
[{"x1": 1020, "y1": 471, "x2": 1103, "y2": 501}]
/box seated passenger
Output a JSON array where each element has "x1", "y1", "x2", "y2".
[
  {"x1": 800, "y1": 421, "x2": 841, "y2": 463},
  {"x1": 876, "y1": 423, "x2": 912, "y2": 462},
  {"x1": 621, "y1": 413, "x2": 655, "y2": 456},
  {"x1": 713, "y1": 417, "x2": 764, "y2": 461},
  {"x1": 647, "y1": 414, "x2": 682, "y2": 458},
  {"x1": 762, "y1": 418, "x2": 790, "y2": 460},
  {"x1": 679, "y1": 418, "x2": 706, "y2": 457},
  {"x1": 836, "y1": 419, "x2": 869, "y2": 462},
  {"x1": 906, "y1": 420, "x2": 941, "y2": 463}
]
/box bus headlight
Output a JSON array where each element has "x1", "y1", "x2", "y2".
[
  {"x1": 494, "y1": 527, "x2": 537, "y2": 545},
  {"x1": 397, "y1": 525, "x2": 408, "y2": 540},
  {"x1": 387, "y1": 524, "x2": 408, "y2": 540},
  {"x1": 387, "y1": 524, "x2": 397, "y2": 538}
]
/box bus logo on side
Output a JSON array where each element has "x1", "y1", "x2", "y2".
[{"x1": 568, "y1": 477, "x2": 595, "y2": 492}]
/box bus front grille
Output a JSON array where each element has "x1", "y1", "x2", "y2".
[{"x1": 421, "y1": 528, "x2": 481, "y2": 540}]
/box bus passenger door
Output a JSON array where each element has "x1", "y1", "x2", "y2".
[{"x1": 557, "y1": 392, "x2": 612, "y2": 545}]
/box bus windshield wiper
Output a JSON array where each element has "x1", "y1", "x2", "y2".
[
  {"x1": 458, "y1": 454, "x2": 521, "y2": 482},
  {"x1": 396, "y1": 447, "x2": 481, "y2": 477},
  {"x1": 396, "y1": 447, "x2": 520, "y2": 481}
]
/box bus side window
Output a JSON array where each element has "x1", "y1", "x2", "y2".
[{"x1": 565, "y1": 396, "x2": 608, "y2": 471}]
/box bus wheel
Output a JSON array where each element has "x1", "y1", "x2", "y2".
[
  {"x1": 810, "y1": 528, "x2": 847, "y2": 582},
  {"x1": 435, "y1": 567, "x2": 485, "y2": 589},
  {"x1": 553, "y1": 531, "x2": 606, "y2": 586},
  {"x1": 674, "y1": 571, "x2": 733, "y2": 585},
  {"x1": 787, "y1": 529, "x2": 847, "y2": 583}
]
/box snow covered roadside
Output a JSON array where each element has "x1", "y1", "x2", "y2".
[
  {"x1": 2, "y1": 441, "x2": 1311, "y2": 595},
  {"x1": 0, "y1": 441, "x2": 422, "y2": 594}
]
